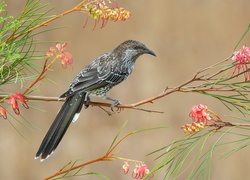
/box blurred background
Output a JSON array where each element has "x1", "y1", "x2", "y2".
[{"x1": 2, "y1": 0, "x2": 250, "y2": 179}]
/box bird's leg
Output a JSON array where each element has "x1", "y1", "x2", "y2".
[
  {"x1": 84, "y1": 95, "x2": 91, "y2": 109},
  {"x1": 105, "y1": 96, "x2": 121, "y2": 111}
]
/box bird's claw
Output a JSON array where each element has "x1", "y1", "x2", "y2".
[
  {"x1": 111, "y1": 100, "x2": 121, "y2": 111},
  {"x1": 84, "y1": 96, "x2": 91, "y2": 109}
]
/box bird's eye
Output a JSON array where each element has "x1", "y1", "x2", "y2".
[{"x1": 132, "y1": 45, "x2": 140, "y2": 50}]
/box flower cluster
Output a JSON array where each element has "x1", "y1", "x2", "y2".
[
  {"x1": 231, "y1": 45, "x2": 250, "y2": 81},
  {"x1": 180, "y1": 122, "x2": 205, "y2": 134},
  {"x1": 121, "y1": 161, "x2": 153, "y2": 179},
  {"x1": 84, "y1": 0, "x2": 131, "y2": 29},
  {"x1": 8, "y1": 93, "x2": 29, "y2": 115},
  {"x1": 189, "y1": 104, "x2": 211, "y2": 123},
  {"x1": 180, "y1": 104, "x2": 212, "y2": 134},
  {"x1": 89, "y1": 5, "x2": 131, "y2": 21},
  {"x1": 46, "y1": 42, "x2": 73, "y2": 69}
]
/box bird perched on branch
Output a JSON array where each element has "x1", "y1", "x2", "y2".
[{"x1": 35, "y1": 40, "x2": 156, "y2": 161}]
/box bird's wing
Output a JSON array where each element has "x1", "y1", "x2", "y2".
[
  {"x1": 71, "y1": 67, "x2": 127, "y2": 94},
  {"x1": 60, "y1": 53, "x2": 127, "y2": 98}
]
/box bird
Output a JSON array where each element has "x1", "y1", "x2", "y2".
[{"x1": 35, "y1": 40, "x2": 156, "y2": 161}]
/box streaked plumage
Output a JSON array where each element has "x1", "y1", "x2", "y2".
[{"x1": 35, "y1": 40, "x2": 156, "y2": 161}]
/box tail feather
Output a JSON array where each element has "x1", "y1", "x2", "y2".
[{"x1": 35, "y1": 92, "x2": 86, "y2": 160}]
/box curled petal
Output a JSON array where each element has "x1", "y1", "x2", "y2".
[
  {"x1": 121, "y1": 161, "x2": 130, "y2": 174},
  {"x1": 49, "y1": 46, "x2": 56, "y2": 52},
  {"x1": 8, "y1": 95, "x2": 20, "y2": 115},
  {"x1": 15, "y1": 93, "x2": 29, "y2": 109},
  {"x1": 0, "y1": 106, "x2": 7, "y2": 119},
  {"x1": 8, "y1": 93, "x2": 29, "y2": 115},
  {"x1": 45, "y1": 51, "x2": 54, "y2": 57},
  {"x1": 55, "y1": 42, "x2": 61, "y2": 51},
  {"x1": 60, "y1": 52, "x2": 73, "y2": 69}
]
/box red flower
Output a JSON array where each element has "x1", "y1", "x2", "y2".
[
  {"x1": 15, "y1": 93, "x2": 29, "y2": 109},
  {"x1": 9, "y1": 95, "x2": 20, "y2": 114},
  {"x1": 189, "y1": 104, "x2": 211, "y2": 123},
  {"x1": 8, "y1": 93, "x2": 29, "y2": 115},
  {"x1": 231, "y1": 45, "x2": 250, "y2": 81},
  {"x1": 0, "y1": 106, "x2": 7, "y2": 119}
]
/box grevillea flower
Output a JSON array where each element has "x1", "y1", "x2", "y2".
[
  {"x1": 8, "y1": 93, "x2": 29, "y2": 115},
  {"x1": 0, "y1": 106, "x2": 7, "y2": 119},
  {"x1": 121, "y1": 161, "x2": 130, "y2": 174},
  {"x1": 132, "y1": 163, "x2": 153, "y2": 179},
  {"x1": 121, "y1": 162, "x2": 153, "y2": 179},
  {"x1": 84, "y1": 0, "x2": 131, "y2": 30},
  {"x1": 56, "y1": 43, "x2": 73, "y2": 69},
  {"x1": 231, "y1": 45, "x2": 250, "y2": 81},
  {"x1": 180, "y1": 122, "x2": 205, "y2": 134},
  {"x1": 46, "y1": 43, "x2": 73, "y2": 69},
  {"x1": 189, "y1": 104, "x2": 211, "y2": 123}
]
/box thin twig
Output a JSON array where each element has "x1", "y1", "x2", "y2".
[
  {"x1": 43, "y1": 131, "x2": 135, "y2": 180},
  {"x1": 6, "y1": 2, "x2": 86, "y2": 43}
]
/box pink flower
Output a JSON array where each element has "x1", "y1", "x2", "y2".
[
  {"x1": 132, "y1": 163, "x2": 153, "y2": 179},
  {"x1": 8, "y1": 93, "x2": 28, "y2": 115},
  {"x1": 0, "y1": 106, "x2": 7, "y2": 119},
  {"x1": 231, "y1": 45, "x2": 250, "y2": 81},
  {"x1": 55, "y1": 43, "x2": 73, "y2": 68},
  {"x1": 189, "y1": 104, "x2": 211, "y2": 123},
  {"x1": 46, "y1": 43, "x2": 73, "y2": 69},
  {"x1": 121, "y1": 161, "x2": 130, "y2": 174},
  {"x1": 60, "y1": 51, "x2": 73, "y2": 69}
]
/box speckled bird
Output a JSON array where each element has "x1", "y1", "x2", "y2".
[{"x1": 35, "y1": 40, "x2": 156, "y2": 161}]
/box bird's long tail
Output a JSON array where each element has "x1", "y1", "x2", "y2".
[{"x1": 35, "y1": 92, "x2": 86, "y2": 161}]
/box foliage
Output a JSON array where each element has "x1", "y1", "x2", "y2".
[{"x1": 1, "y1": 0, "x2": 250, "y2": 179}]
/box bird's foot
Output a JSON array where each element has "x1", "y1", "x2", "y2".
[
  {"x1": 84, "y1": 95, "x2": 91, "y2": 109},
  {"x1": 105, "y1": 96, "x2": 121, "y2": 111},
  {"x1": 111, "y1": 99, "x2": 121, "y2": 111}
]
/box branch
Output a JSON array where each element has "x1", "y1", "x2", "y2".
[
  {"x1": 6, "y1": 2, "x2": 86, "y2": 43},
  {"x1": 1, "y1": 54, "x2": 245, "y2": 114},
  {"x1": 43, "y1": 131, "x2": 135, "y2": 180}
]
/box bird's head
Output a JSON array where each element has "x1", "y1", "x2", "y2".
[{"x1": 113, "y1": 40, "x2": 156, "y2": 61}]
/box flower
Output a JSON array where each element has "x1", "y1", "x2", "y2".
[
  {"x1": 84, "y1": 0, "x2": 131, "y2": 30},
  {"x1": 46, "y1": 43, "x2": 73, "y2": 69},
  {"x1": 60, "y1": 51, "x2": 73, "y2": 69},
  {"x1": 180, "y1": 122, "x2": 205, "y2": 134},
  {"x1": 15, "y1": 93, "x2": 29, "y2": 109},
  {"x1": 132, "y1": 163, "x2": 153, "y2": 179},
  {"x1": 9, "y1": 95, "x2": 20, "y2": 114},
  {"x1": 231, "y1": 45, "x2": 250, "y2": 81},
  {"x1": 0, "y1": 106, "x2": 7, "y2": 119},
  {"x1": 121, "y1": 161, "x2": 153, "y2": 179},
  {"x1": 189, "y1": 104, "x2": 211, "y2": 123},
  {"x1": 121, "y1": 161, "x2": 130, "y2": 174},
  {"x1": 55, "y1": 43, "x2": 73, "y2": 69},
  {"x1": 8, "y1": 93, "x2": 28, "y2": 115}
]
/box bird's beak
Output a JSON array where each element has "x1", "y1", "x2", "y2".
[{"x1": 145, "y1": 48, "x2": 156, "y2": 57}]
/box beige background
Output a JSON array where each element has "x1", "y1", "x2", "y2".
[{"x1": 2, "y1": 0, "x2": 250, "y2": 179}]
